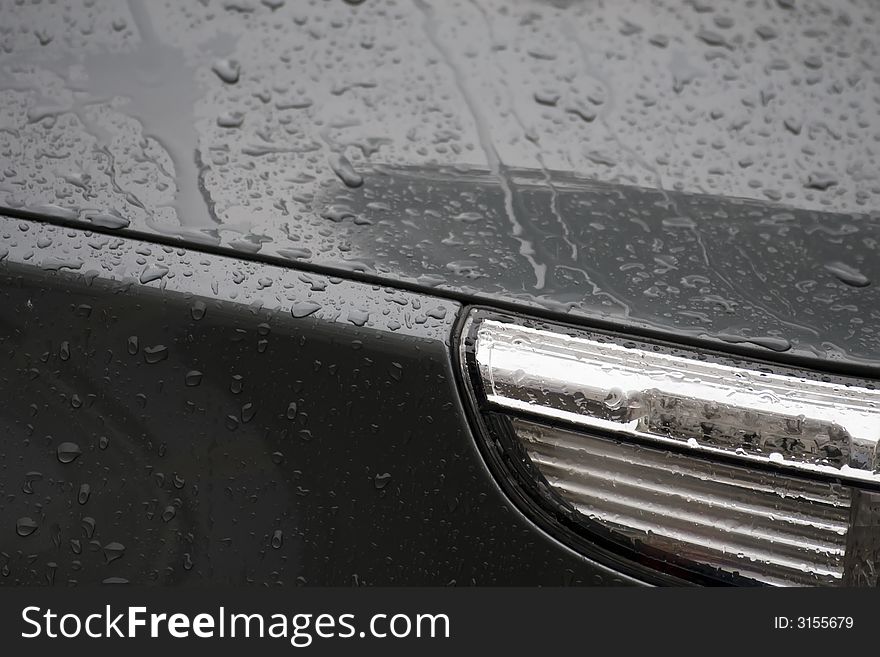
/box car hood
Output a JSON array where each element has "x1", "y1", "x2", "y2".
[{"x1": 1, "y1": 0, "x2": 879, "y2": 373}]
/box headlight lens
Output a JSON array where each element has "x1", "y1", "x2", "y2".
[
  {"x1": 515, "y1": 418, "x2": 851, "y2": 586},
  {"x1": 462, "y1": 311, "x2": 880, "y2": 586}
]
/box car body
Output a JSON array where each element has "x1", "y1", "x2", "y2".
[{"x1": 0, "y1": 0, "x2": 878, "y2": 586}]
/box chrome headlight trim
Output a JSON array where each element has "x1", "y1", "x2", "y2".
[{"x1": 473, "y1": 319, "x2": 880, "y2": 485}]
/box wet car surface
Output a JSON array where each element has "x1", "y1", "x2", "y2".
[
  {"x1": 0, "y1": 0, "x2": 879, "y2": 585},
  {"x1": 1, "y1": 217, "x2": 641, "y2": 585},
  {"x1": 2, "y1": 0, "x2": 879, "y2": 368}
]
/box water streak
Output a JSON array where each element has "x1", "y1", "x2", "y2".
[{"x1": 414, "y1": 0, "x2": 547, "y2": 290}]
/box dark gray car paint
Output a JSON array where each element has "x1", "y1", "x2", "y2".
[
  {"x1": 1, "y1": 0, "x2": 879, "y2": 586},
  {"x1": 0, "y1": 215, "x2": 639, "y2": 585}
]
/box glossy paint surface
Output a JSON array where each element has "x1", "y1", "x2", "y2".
[
  {"x1": 0, "y1": 215, "x2": 638, "y2": 585},
  {"x1": 0, "y1": 0, "x2": 877, "y2": 371},
  {"x1": 0, "y1": 0, "x2": 879, "y2": 587}
]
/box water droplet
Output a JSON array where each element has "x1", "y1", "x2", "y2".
[
  {"x1": 271, "y1": 529, "x2": 283, "y2": 549},
  {"x1": 347, "y1": 309, "x2": 369, "y2": 326},
  {"x1": 35, "y1": 28, "x2": 53, "y2": 46},
  {"x1": 57, "y1": 442, "x2": 82, "y2": 464},
  {"x1": 144, "y1": 345, "x2": 169, "y2": 364},
  {"x1": 329, "y1": 153, "x2": 363, "y2": 188},
  {"x1": 139, "y1": 265, "x2": 169, "y2": 284},
  {"x1": 696, "y1": 29, "x2": 729, "y2": 47},
  {"x1": 217, "y1": 111, "x2": 244, "y2": 128},
  {"x1": 804, "y1": 55, "x2": 823, "y2": 70},
  {"x1": 783, "y1": 118, "x2": 802, "y2": 135},
  {"x1": 649, "y1": 34, "x2": 669, "y2": 47},
  {"x1": 374, "y1": 473, "x2": 391, "y2": 489},
  {"x1": 22, "y1": 471, "x2": 42, "y2": 495},
  {"x1": 77, "y1": 483, "x2": 91, "y2": 505},
  {"x1": 566, "y1": 105, "x2": 596, "y2": 123},
  {"x1": 212, "y1": 58, "x2": 241, "y2": 84},
  {"x1": 755, "y1": 25, "x2": 777, "y2": 40},
  {"x1": 161, "y1": 506, "x2": 177, "y2": 522},
  {"x1": 82, "y1": 517, "x2": 96, "y2": 538},
  {"x1": 291, "y1": 301, "x2": 321, "y2": 318},
  {"x1": 127, "y1": 336, "x2": 139, "y2": 355},
  {"x1": 16, "y1": 517, "x2": 38, "y2": 537},
  {"x1": 191, "y1": 300, "x2": 207, "y2": 320},
  {"x1": 533, "y1": 90, "x2": 559, "y2": 106},
  {"x1": 715, "y1": 333, "x2": 792, "y2": 353},
  {"x1": 321, "y1": 203, "x2": 357, "y2": 224},
  {"x1": 103, "y1": 542, "x2": 126, "y2": 563},
  {"x1": 825, "y1": 262, "x2": 870, "y2": 287},
  {"x1": 185, "y1": 370, "x2": 203, "y2": 386},
  {"x1": 603, "y1": 388, "x2": 625, "y2": 411},
  {"x1": 806, "y1": 173, "x2": 838, "y2": 191},
  {"x1": 286, "y1": 401, "x2": 298, "y2": 420},
  {"x1": 59, "y1": 341, "x2": 70, "y2": 361},
  {"x1": 87, "y1": 212, "x2": 130, "y2": 230}
]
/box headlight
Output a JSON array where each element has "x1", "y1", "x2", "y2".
[{"x1": 459, "y1": 310, "x2": 880, "y2": 586}]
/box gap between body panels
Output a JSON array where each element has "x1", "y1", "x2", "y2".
[{"x1": 2, "y1": 208, "x2": 878, "y2": 381}]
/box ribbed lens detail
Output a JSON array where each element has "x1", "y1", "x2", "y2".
[{"x1": 513, "y1": 418, "x2": 852, "y2": 586}]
